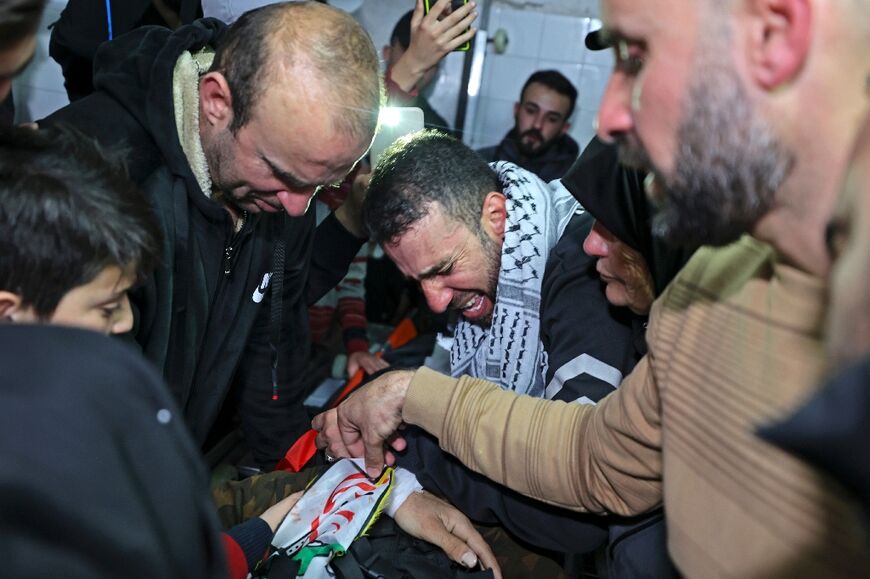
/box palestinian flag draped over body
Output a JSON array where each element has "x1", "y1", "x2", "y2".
[{"x1": 256, "y1": 459, "x2": 394, "y2": 577}]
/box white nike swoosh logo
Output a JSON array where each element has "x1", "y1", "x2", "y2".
[{"x1": 252, "y1": 272, "x2": 273, "y2": 303}]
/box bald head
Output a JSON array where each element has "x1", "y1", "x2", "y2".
[{"x1": 210, "y1": 1, "x2": 382, "y2": 141}]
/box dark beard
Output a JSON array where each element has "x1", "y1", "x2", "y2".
[
  {"x1": 619, "y1": 47, "x2": 794, "y2": 249},
  {"x1": 516, "y1": 128, "x2": 558, "y2": 159},
  {"x1": 472, "y1": 229, "x2": 503, "y2": 328}
]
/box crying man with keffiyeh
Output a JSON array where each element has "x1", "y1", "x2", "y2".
[
  {"x1": 349, "y1": 129, "x2": 650, "y2": 569},
  {"x1": 364, "y1": 130, "x2": 637, "y2": 404},
  {"x1": 310, "y1": 130, "x2": 669, "y2": 572}
]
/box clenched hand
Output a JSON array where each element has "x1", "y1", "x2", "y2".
[{"x1": 311, "y1": 369, "x2": 414, "y2": 477}]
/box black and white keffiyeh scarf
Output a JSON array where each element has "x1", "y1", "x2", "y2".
[{"x1": 450, "y1": 162, "x2": 581, "y2": 397}]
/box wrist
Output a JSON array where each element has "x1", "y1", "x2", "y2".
[
  {"x1": 384, "y1": 468, "x2": 424, "y2": 517},
  {"x1": 386, "y1": 370, "x2": 414, "y2": 409},
  {"x1": 388, "y1": 59, "x2": 425, "y2": 94}
]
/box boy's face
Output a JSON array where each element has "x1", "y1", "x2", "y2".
[{"x1": 10, "y1": 266, "x2": 136, "y2": 335}]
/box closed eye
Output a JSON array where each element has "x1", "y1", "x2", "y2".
[{"x1": 100, "y1": 305, "x2": 120, "y2": 319}]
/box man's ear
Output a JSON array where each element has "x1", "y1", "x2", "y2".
[
  {"x1": 199, "y1": 71, "x2": 234, "y2": 129},
  {"x1": 0, "y1": 291, "x2": 23, "y2": 320},
  {"x1": 746, "y1": 0, "x2": 812, "y2": 90},
  {"x1": 559, "y1": 121, "x2": 572, "y2": 136},
  {"x1": 480, "y1": 191, "x2": 508, "y2": 243}
]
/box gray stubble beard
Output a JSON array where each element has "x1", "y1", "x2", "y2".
[{"x1": 650, "y1": 37, "x2": 795, "y2": 248}]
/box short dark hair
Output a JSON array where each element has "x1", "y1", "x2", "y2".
[
  {"x1": 390, "y1": 10, "x2": 413, "y2": 50},
  {"x1": 0, "y1": 0, "x2": 45, "y2": 50},
  {"x1": 364, "y1": 129, "x2": 501, "y2": 245},
  {"x1": 210, "y1": 1, "x2": 382, "y2": 138},
  {"x1": 0, "y1": 125, "x2": 162, "y2": 318},
  {"x1": 520, "y1": 70, "x2": 578, "y2": 118}
]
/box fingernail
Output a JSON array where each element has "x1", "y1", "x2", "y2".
[{"x1": 461, "y1": 552, "x2": 478, "y2": 568}]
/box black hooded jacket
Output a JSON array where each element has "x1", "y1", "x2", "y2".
[
  {"x1": 477, "y1": 128, "x2": 580, "y2": 183},
  {"x1": 0, "y1": 325, "x2": 228, "y2": 578},
  {"x1": 44, "y1": 20, "x2": 364, "y2": 468},
  {"x1": 563, "y1": 137, "x2": 693, "y2": 296}
]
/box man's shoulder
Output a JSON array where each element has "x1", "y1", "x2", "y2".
[
  {"x1": 0, "y1": 325, "x2": 170, "y2": 416},
  {"x1": 542, "y1": 212, "x2": 596, "y2": 296},
  {"x1": 663, "y1": 235, "x2": 775, "y2": 305},
  {"x1": 548, "y1": 212, "x2": 595, "y2": 267},
  {"x1": 476, "y1": 144, "x2": 499, "y2": 162},
  {"x1": 477, "y1": 132, "x2": 516, "y2": 163},
  {"x1": 557, "y1": 133, "x2": 581, "y2": 158},
  {"x1": 139, "y1": 165, "x2": 182, "y2": 210}
]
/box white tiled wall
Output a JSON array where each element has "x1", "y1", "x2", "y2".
[
  {"x1": 355, "y1": 0, "x2": 465, "y2": 129},
  {"x1": 355, "y1": 0, "x2": 612, "y2": 147},
  {"x1": 10, "y1": 0, "x2": 613, "y2": 149},
  {"x1": 12, "y1": 1, "x2": 69, "y2": 123},
  {"x1": 467, "y1": 5, "x2": 613, "y2": 154}
]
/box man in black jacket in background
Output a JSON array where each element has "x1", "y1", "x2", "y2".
[
  {"x1": 49, "y1": 0, "x2": 202, "y2": 101},
  {"x1": 45, "y1": 1, "x2": 382, "y2": 469},
  {"x1": 477, "y1": 70, "x2": 580, "y2": 183}
]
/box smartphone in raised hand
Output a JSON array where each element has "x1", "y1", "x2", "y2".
[{"x1": 424, "y1": 0, "x2": 471, "y2": 51}]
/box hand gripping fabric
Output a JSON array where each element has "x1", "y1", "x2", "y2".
[{"x1": 276, "y1": 319, "x2": 417, "y2": 472}]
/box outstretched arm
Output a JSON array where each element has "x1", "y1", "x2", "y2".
[{"x1": 314, "y1": 359, "x2": 664, "y2": 516}]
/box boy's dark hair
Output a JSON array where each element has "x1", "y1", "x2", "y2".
[
  {"x1": 0, "y1": 0, "x2": 45, "y2": 50},
  {"x1": 0, "y1": 125, "x2": 161, "y2": 318},
  {"x1": 364, "y1": 129, "x2": 501, "y2": 245},
  {"x1": 520, "y1": 70, "x2": 578, "y2": 118}
]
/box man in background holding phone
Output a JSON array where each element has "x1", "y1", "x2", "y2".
[{"x1": 384, "y1": 0, "x2": 477, "y2": 133}]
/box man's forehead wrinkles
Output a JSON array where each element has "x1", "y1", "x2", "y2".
[{"x1": 417, "y1": 257, "x2": 452, "y2": 281}]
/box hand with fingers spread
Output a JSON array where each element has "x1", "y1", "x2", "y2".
[
  {"x1": 394, "y1": 491, "x2": 503, "y2": 578},
  {"x1": 389, "y1": 0, "x2": 478, "y2": 93},
  {"x1": 312, "y1": 369, "x2": 414, "y2": 478}
]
